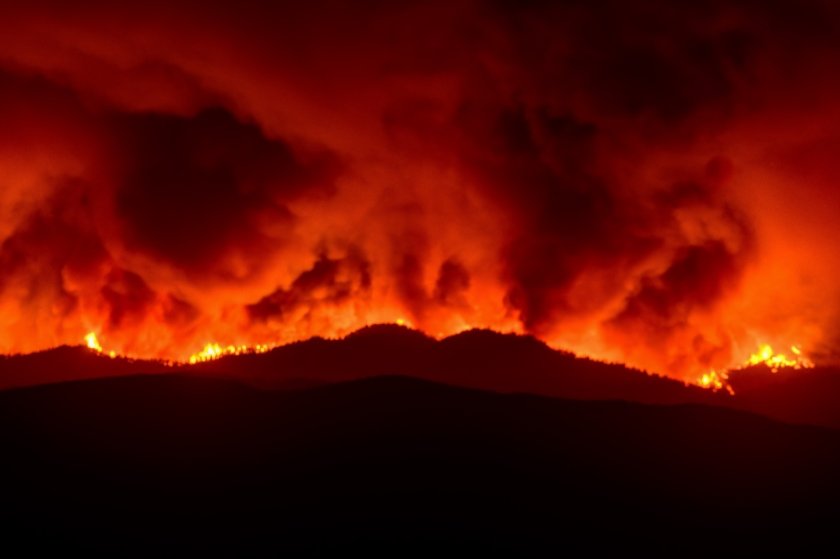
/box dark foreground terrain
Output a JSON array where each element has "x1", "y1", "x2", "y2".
[{"x1": 1, "y1": 374, "x2": 838, "y2": 553}]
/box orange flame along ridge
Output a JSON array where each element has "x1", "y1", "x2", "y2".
[
  {"x1": 85, "y1": 332, "x2": 117, "y2": 359},
  {"x1": 187, "y1": 342, "x2": 273, "y2": 364},
  {"x1": 698, "y1": 343, "x2": 815, "y2": 394},
  {"x1": 83, "y1": 332, "x2": 815, "y2": 392},
  {"x1": 84, "y1": 332, "x2": 273, "y2": 365}
]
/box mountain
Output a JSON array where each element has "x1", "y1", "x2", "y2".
[
  {"x1": 727, "y1": 364, "x2": 840, "y2": 429},
  {"x1": 0, "y1": 374, "x2": 837, "y2": 552},
  {"x1": 1, "y1": 325, "x2": 839, "y2": 429},
  {"x1": 189, "y1": 325, "x2": 719, "y2": 404},
  {"x1": 0, "y1": 344, "x2": 170, "y2": 388}
]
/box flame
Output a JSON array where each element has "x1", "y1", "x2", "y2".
[
  {"x1": 85, "y1": 330, "x2": 816, "y2": 388},
  {"x1": 187, "y1": 342, "x2": 272, "y2": 365},
  {"x1": 697, "y1": 343, "x2": 815, "y2": 393},
  {"x1": 85, "y1": 332, "x2": 103, "y2": 353},
  {"x1": 84, "y1": 332, "x2": 117, "y2": 358},
  {"x1": 745, "y1": 344, "x2": 814, "y2": 372},
  {"x1": 0, "y1": 0, "x2": 838, "y2": 396},
  {"x1": 698, "y1": 370, "x2": 734, "y2": 395},
  {"x1": 85, "y1": 332, "x2": 273, "y2": 364}
]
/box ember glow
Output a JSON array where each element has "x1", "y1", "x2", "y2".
[{"x1": 1, "y1": 0, "x2": 839, "y2": 381}]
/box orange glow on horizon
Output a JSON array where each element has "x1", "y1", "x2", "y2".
[{"x1": 0, "y1": 1, "x2": 837, "y2": 387}]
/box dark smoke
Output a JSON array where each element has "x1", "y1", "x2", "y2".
[{"x1": 0, "y1": 0, "x2": 837, "y2": 376}]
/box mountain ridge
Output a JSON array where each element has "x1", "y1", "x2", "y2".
[{"x1": 1, "y1": 324, "x2": 838, "y2": 430}]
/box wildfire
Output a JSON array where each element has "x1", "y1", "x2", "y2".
[
  {"x1": 698, "y1": 370, "x2": 733, "y2": 394},
  {"x1": 83, "y1": 331, "x2": 815, "y2": 389},
  {"x1": 84, "y1": 332, "x2": 271, "y2": 364},
  {"x1": 84, "y1": 332, "x2": 116, "y2": 358},
  {"x1": 187, "y1": 343, "x2": 272, "y2": 364},
  {"x1": 697, "y1": 343, "x2": 815, "y2": 393},
  {"x1": 85, "y1": 332, "x2": 103, "y2": 352},
  {"x1": 745, "y1": 344, "x2": 814, "y2": 372},
  {"x1": 83, "y1": 316, "x2": 418, "y2": 365}
]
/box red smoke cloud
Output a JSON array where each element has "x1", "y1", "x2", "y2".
[{"x1": 0, "y1": 0, "x2": 838, "y2": 379}]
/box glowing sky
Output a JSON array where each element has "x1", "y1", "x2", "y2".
[{"x1": 0, "y1": 0, "x2": 838, "y2": 379}]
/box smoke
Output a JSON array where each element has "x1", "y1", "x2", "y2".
[{"x1": 0, "y1": 0, "x2": 838, "y2": 377}]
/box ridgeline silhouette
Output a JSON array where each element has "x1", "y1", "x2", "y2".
[{"x1": 1, "y1": 324, "x2": 838, "y2": 429}]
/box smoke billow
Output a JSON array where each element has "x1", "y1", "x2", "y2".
[{"x1": 0, "y1": 0, "x2": 838, "y2": 378}]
